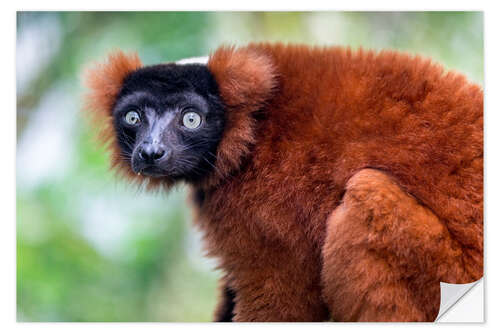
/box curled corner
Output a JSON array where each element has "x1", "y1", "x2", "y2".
[
  {"x1": 436, "y1": 278, "x2": 483, "y2": 322},
  {"x1": 176, "y1": 56, "x2": 209, "y2": 65}
]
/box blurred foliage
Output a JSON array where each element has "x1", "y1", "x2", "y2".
[{"x1": 16, "y1": 11, "x2": 483, "y2": 322}]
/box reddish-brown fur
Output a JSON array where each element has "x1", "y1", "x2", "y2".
[{"x1": 84, "y1": 43, "x2": 483, "y2": 322}]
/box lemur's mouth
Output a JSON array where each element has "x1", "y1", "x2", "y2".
[{"x1": 137, "y1": 166, "x2": 168, "y2": 178}]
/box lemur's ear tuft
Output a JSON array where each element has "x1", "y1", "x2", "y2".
[
  {"x1": 207, "y1": 45, "x2": 277, "y2": 109},
  {"x1": 205, "y1": 46, "x2": 278, "y2": 187},
  {"x1": 84, "y1": 51, "x2": 143, "y2": 117},
  {"x1": 82, "y1": 51, "x2": 143, "y2": 171}
]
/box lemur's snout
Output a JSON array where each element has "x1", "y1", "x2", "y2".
[
  {"x1": 133, "y1": 139, "x2": 172, "y2": 177},
  {"x1": 138, "y1": 142, "x2": 168, "y2": 163}
]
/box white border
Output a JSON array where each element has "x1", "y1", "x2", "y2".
[
  {"x1": 5, "y1": 1, "x2": 499, "y2": 331},
  {"x1": 10, "y1": 1, "x2": 489, "y2": 11}
]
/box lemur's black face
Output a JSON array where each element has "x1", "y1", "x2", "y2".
[{"x1": 112, "y1": 64, "x2": 225, "y2": 182}]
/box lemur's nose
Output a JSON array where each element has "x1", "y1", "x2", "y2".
[{"x1": 139, "y1": 143, "x2": 167, "y2": 162}]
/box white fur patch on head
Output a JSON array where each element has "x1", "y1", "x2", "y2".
[{"x1": 176, "y1": 56, "x2": 209, "y2": 65}]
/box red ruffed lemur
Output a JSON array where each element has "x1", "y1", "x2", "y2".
[{"x1": 84, "y1": 43, "x2": 483, "y2": 322}]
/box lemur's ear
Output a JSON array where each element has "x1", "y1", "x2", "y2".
[
  {"x1": 84, "y1": 51, "x2": 143, "y2": 118},
  {"x1": 207, "y1": 45, "x2": 277, "y2": 109},
  {"x1": 83, "y1": 51, "x2": 143, "y2": 175},
  {"x1": 205, "y1": 46, "x2": 278, "y2": 186}
]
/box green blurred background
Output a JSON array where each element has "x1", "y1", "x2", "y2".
[{"x1": 16, "y1": 11, "x2": 483, "y2": 322}]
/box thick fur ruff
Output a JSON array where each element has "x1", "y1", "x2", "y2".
[{"x1": 85, "y1": 43, "x2": 483, "y2": 322}]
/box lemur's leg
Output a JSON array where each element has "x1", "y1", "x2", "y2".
[
  {"x1": 213, "y1": 281, "x2": 236, "y2": 322},
  {"x1": 321, "y1": 169, "x2": 476, "y2": 322},
  {"x1": 229, "y1": 266, "x2": 329, "y2": 322},
  {"x1": 226, "y1": 251, "x2": 329, "y2": 321}
]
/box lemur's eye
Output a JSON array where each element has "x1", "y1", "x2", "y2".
[
  {"x1": 182, "y1": 111, "x2": 202, "y2": 129},
  {"x1": 125, "y1": 110, "x2": 141, "y2": 125}
]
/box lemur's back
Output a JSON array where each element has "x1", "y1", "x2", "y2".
[{"x1": 243, "y1": 43, "x2": 483, "y2": 278}]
